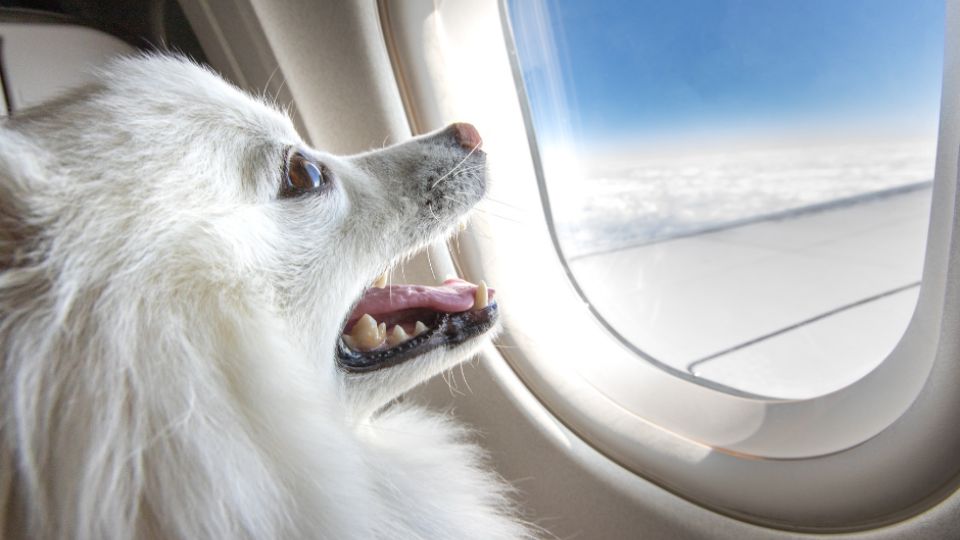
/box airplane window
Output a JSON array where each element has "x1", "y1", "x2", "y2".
[{"x1": 507, "y1": 0, "x2": 944, "y2": 399}]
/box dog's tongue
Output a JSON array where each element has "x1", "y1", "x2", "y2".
[{"x1": 348, "y1": 278, "x2": 492, "y2": 322}]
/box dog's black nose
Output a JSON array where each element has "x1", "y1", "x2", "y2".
[{"x1": 451, "y1": 122, "x2": 483, "y2": 150}]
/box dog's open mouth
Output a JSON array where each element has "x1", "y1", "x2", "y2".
[{"x1": 336, "y1": 278, "x2": 498, "y2": 373}]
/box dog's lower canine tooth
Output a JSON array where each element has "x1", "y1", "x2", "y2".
[
  {"x1": 387, "y1": 325, "x2": 409, "y2": 346},
  {"x1": 351, "y1": 314, "x2": 384, "y2": 350},
  {"x1": 414, "y1": 321, "x2": 428, "y2": 336},
  {"x1": 473, "y1": 281, "x2": 488, "y2": 310},
  {"x1": 342, "y1": 335, "x2": 358, "y2": 350},
  {"x1": 372, "y1": 272, "x2": 388, "y2": 288}
]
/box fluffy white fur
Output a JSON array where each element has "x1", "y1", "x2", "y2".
[{"x1": 0, "y1": 55, "x2": 533, "y2": 539}]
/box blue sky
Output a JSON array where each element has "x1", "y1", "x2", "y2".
[{"x1": 509, "y1": 0, "x2": 944, "y2": 148}]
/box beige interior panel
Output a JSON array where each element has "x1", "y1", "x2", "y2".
[{"x1": 0, "y1": 22, "x2": 134, "y2": 111}]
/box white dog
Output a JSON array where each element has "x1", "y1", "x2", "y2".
[{"x1": 0, "y1": 55, "x2": 533, "y2": 539}]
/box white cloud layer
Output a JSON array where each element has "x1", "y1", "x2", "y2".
[{"x1": 547, "y1": 138, "x2": 936, "y2": 259}]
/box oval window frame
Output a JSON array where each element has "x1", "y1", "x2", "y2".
[{"x1": 379, "y1": 0, "x2": 960, "y2": 530}]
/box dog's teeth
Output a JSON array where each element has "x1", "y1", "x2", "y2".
[
  {"x1": 387, "y1": 325, "x2": 409, "y2": 346},
  {"x1": 372, "y1": 272, "x2": 388, "y2": 288},
  {"x1": 352, "y1": 314, "x2": 385, "y2": 350},
  {"x1": 378, "y1": 322, "x2": 386, "y2": 340},
  {"x1": 414, "y1": 321, "x2": 428, "y2": 336},
  {"x1": 342, "y1": 335, "x2": 357, "y2": 350},
  {"x1": 473, "y1": 280, "x2": 488, "y2": 310}
]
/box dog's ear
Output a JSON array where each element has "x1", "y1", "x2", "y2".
[
  {"x1": 0, "y1": 176, "x2": 52, "y2": 398},
  {"x1": 0, "y1": 176, "x2": 35, "y2": 272},
  {"x1": 0, "y1": 148, "x2": 42, "y2": 274},
  {"x1": 0, "y1": 137, "x2": 50, "y2": 319}
]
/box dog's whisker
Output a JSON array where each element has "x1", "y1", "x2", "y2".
[
  {"x1": 445, "y1": 163, "x2": 485, "y2": 173},
  {"x1": 439, "y1": 370, "x2": 457, "y2": 396},
  {"x1": 273, "y1": 72, "x2": 290, "y2": 104},
  {"x1": 473, "y1": 201, "x2": 528, "y2": 223},
  {"x1": 447, "y1": 241, "x2": 468, "y2": 280},
  {"x1": 262, "y1": 64, "x2": 282, "y2": 102},
  {"x1": 440, "y1": 195, "x2": 524, "y2": 224},
  {"x1": 425, "y1": 247, "x2": 437, "y2": 281},
  {"x1": 283, "y1": 96, "x2": 296, "y2": 114},
  {"x1": 472, "y1": 207, "x2": 525, "y2": 224},
  {"x1": 446, "y1": 370, "x2": 466, "y2": 397},
  {"x1": 458, "y1": 361, "x2": 473, "y2": 395},
  {"x1": 431, "y1": 142, "x2": 481, "y2": 189},
  {"x1": 426, "y1": 203, "x2": 443, "y2": 224},
  {"x1": 483, "y1": 196, "x2": 525, "y2": 211},
  {"x1": 439, "y1": 163, "x2": 487, "y2": 179}
]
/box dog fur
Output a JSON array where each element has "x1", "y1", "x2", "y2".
[{"x1": 0, "y1": 55, "x2": 532, "y2": 539}]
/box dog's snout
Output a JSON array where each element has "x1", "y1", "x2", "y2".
[{"x1": 451, "y1": 122, "x2": 483, "y2": 151}]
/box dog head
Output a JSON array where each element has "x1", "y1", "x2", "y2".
[{"x1": 1, "y1": 55, "x2": 496, "y2": 419}]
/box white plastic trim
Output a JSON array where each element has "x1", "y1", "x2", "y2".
[
  {"x1": 381, "y1": 0, "x2": 954, "y2": 462},
  {"x1": 380, "y1": 0, "x2": 960, "y2": 530}
]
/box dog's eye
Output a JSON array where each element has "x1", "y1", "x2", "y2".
[{"x1": 281, "y1": 151, "x2": 328, "y2": 198}]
